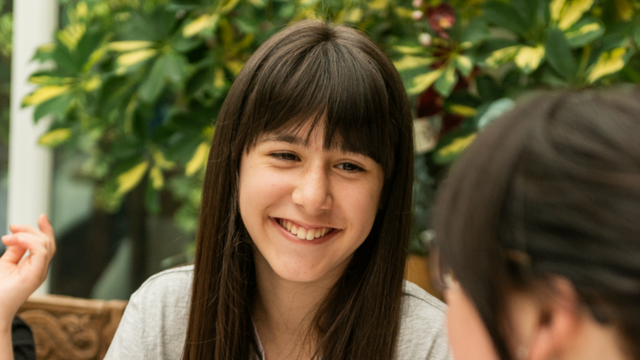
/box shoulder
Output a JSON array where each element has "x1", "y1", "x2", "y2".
[
  {"x1": 401, "y1": 280, "x2": 447, "y2": 316},
  {"x1": 132, "y1": 264, "x2": 194, "y2": 300},
  {"x1": 104, "y1": 265, "x2": 194, "y2": 359},
  {"x1": 397, "y1": 281, "x2": 451, "y2": 360},
  {"x1": 127, "y1": 264, "x2": 193, "y2": 320}
]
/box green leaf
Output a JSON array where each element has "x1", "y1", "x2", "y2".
[
  {"x1": 557, "y1": 0, "x2": 594, "y2": 30},
  {"x1": 511, "y1": 0, "x2": 542, "y2": 25},
  {"x1": 545, "y1": 28, "x2": 577, "y2": 79},
  {"x1": 587, "y1": 47, "x2": 628, "y2": 83},
  {"x1": 514, "y1": 45, "x2": 545, "y2": 74},
  {"x1": 550, "y1": 0, "x2": 567, "y2": 22},
  {"x1": 220, "y1": 0, "x2": 241, "y2": 13},
  {"x1": 183, "y1": 13, "x2": 220, "y2": 38},
  {"x1": 162, "y1": 52, "x2": 188, "y2": 84},
  {"x1": 51, "y1": 44, "x2": 81, "y2": 74},
  {"x1": 482, "y1": 1, "x2": 529, "y2": 36},
  {"x1": 185, "y1": 142, "x2": 209, "y2": 176},
  {"x1": 475, "y1": 74, "x2": 503, "y2": 102},
  {"x1": 564, "y1": 17, "x2": 604, "y2": 48},
  {"x1": 38, "y1": 128, "x2": 72, "y2": 147},
  {"x1": 145, "y1": 182, "x2": 161, "y2": 214},
  {"x1": 97, "y1": 76, "x2": 138, "y2": 116},
  {"x1": 31, "y1": 43, "x2": 56, "y2": 62},
  {"x1": 139, "y1": 52, "x2": 188, "y2": 103},
  {"x1": 185, "y1": 66, "x2": 211, "y2": 96},
  {"x1": 634, "y1": 24, "x2": 640, "y2": 49},
  {"x1": 406, "y1": 69, "x2": 443, "y2": 96},
  {"x1": 116, "y1": 161, "x2": 149, "y2": 195},
  {"x1": 171, "y1": 36, "x2": 202, "y2": 53},
  {"x1": 138, "y1": 58, "x2": 165, "y2": 103},
  {"x1": 248, "y1": 0, "x2": 266, "y2": 8},
  {"x1": 128, "y1": 10, "x2": 177, "y2": 42},
  {"x1": 461, "y1": 18, "x2": 490, "y2": 44},
  {"x1": 434, "y1": 64, "x2": 458, "y2": 97},
  {"x1": 454, "y1": 55, "x2": 473, "y2": 77},
  {"x1": 477, "y1": 98, "x2": 516, "y2": 129},
  {"x1": 76, "y1": 29, "x2": 106, "y2": 67},
  {"x1": 393, "y1": 56, "x2": 436, "y2": 72},
  {"x1": 484, "y1": 45, "x2": 520, "y2": 68},
  {"x1": 165, "y1": 131, "x2": 204, "y2": 164},
  {"x1": 33, "y1": 93, "x2": 74, "y2": 122},
  {"x1": 393, "y1": 45, "x2": 429, "y2": 56},
  {"x1": 22, "y1": 85, "x2": 72, "y2": 107},
  {"x1": 433, "y1": 132, "x2": 477, "y2": 164}
]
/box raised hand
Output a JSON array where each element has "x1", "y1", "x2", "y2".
[{"x1": 0, "y1": 214, "x2": 56, "y2": 327}]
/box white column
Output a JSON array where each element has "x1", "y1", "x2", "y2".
[{"x1": 8, "y1": 0, "x2": 58, "y2": 294}]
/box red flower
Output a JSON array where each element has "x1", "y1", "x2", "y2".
[
  {"x1": 439, "y1": 113, "x2": 465, "y2": 137},
  {"x1": 427, "y1": 3, "x2": 456, "y2": 39},
  {"x1": 417, "y1": 87, "x2": 444, "y2": 118}
]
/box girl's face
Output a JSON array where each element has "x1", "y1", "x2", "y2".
[{"x1": 238, "y1": 124, "x2": 384, "y2": 285}]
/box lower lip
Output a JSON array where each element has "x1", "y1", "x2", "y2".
[{"x1": 270, "y1": 217, "x2": 340, "y2": 245}]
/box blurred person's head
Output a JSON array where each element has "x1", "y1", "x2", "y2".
[{"x1": 434, "y1": 88, "x2": 640, "y2": 360}]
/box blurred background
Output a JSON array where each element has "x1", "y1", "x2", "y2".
[{"x1": 1, "y1": 0, "x2": 639, "y2": 300}]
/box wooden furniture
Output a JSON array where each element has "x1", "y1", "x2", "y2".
[
  {"x1": 405, "y1": 254, "x2": 442, "y2": 299},
  {"x1": 17, "y1": 295, "x2": 127, "y2": 360}
]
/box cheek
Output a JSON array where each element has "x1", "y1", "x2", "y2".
[
  {"x1": 238, "y1": 166, "x2": 287, "y2": 226},
  {"x1": 446, "y1": 287, "x2": 500, "y2": 360},
  {"x1": 340, "y1": 183, "x2": 381, "y2": 236},
  {"x1": 345, "y1": 173, "x2": 384, "y2": 228}
]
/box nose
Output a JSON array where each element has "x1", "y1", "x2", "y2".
[{"x1": 291, "y1": 164, "x2": 333, "y2": 213}]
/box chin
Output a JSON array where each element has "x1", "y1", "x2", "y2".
[{"x1": 273, "y1": 264, "x2": 332, "y2": 284}]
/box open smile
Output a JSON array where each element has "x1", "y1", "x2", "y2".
[{"x1": 276, "y1": 218, "x2": 336, "y2": 241}]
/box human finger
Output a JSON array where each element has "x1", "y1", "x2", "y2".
[
  {"x1": 9, "y1": 223, "x2": 43, "y2": 237},
  {"x1": 37, "y1": 214, "x2": 56, "y2": 255},
  {"x1": 37, "y1": 214, "x2": 55, "y2": 241},
  {"x1": 0, "y1": 235, "x2": 29, "y2": 264},
  {"x1": 9, "y1": 221, "x2": 55, "y2": 260},
  {"x1": 11, "y1": 234, "x2": 51, "y2": 284}
]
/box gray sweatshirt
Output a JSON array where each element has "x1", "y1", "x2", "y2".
[{"x1": 104, "y1": 265, "x2": 451, "y2": 359}]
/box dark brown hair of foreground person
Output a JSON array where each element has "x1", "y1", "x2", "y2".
[
  {"x1": 435, "y1": 88, "x2": 640, "y2": 360},
  {"x1": 182, "y1": 20, "x2": 414, "y2": 360}
]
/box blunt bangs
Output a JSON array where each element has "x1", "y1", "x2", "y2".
[{"x1": 235, "y1": 21, "x2": 399, "y2": 177}]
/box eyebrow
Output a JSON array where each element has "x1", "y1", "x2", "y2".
[
  {"x1": 259, "y1": 133, "x2": 368, "y2": 158},
  {"x1": 259, "y1": 133, "x2": 305, "y2": 146}
]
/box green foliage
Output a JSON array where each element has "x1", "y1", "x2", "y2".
[
  {"x1": 24, "y1": 0, "x2": 418, "y2": 233},
  {"x1": 402, "y1": 0, "x2": 640, "y2": 168},
  {"x1": 24, "y1": 0, "x2": 640, "y2": 253}
]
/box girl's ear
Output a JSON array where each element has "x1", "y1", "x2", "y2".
[{"x1": 520, "y1": 277, "x2": 580, "y2": 360}]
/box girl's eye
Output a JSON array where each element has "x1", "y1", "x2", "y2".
[
  {"x1": 337, "y1": 162, "x2": 363, "y2": 172},
  {"x1": 271, "y1": 152, "x2": 299, "y2": 161}
]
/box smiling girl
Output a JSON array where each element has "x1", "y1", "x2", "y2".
[{"x1": 0, "y1": 20, "x2": 448, "y2": 360}]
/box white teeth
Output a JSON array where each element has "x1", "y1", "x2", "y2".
[
  {"x1": 306, "y1": 229, "x2": 315, "y2": 240},
  {"x1": 277, "y1": 219, "x2": 332, "y2": 241}
]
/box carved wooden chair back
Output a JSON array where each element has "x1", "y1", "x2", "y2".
[{"x1": 17, "y1": 295, "x2": 127, "y2": 360}]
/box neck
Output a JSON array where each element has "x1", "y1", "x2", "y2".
[{"x1": 252, "y1": 250, "x2": 343, "y2": 359}]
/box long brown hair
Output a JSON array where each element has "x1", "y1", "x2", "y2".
[
  {"x1": 435, "y1": 88, "x2": 640, "y2": 359},
  {"x1": 182, "y1": 20, "x2": 414, "y2": 360}
]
